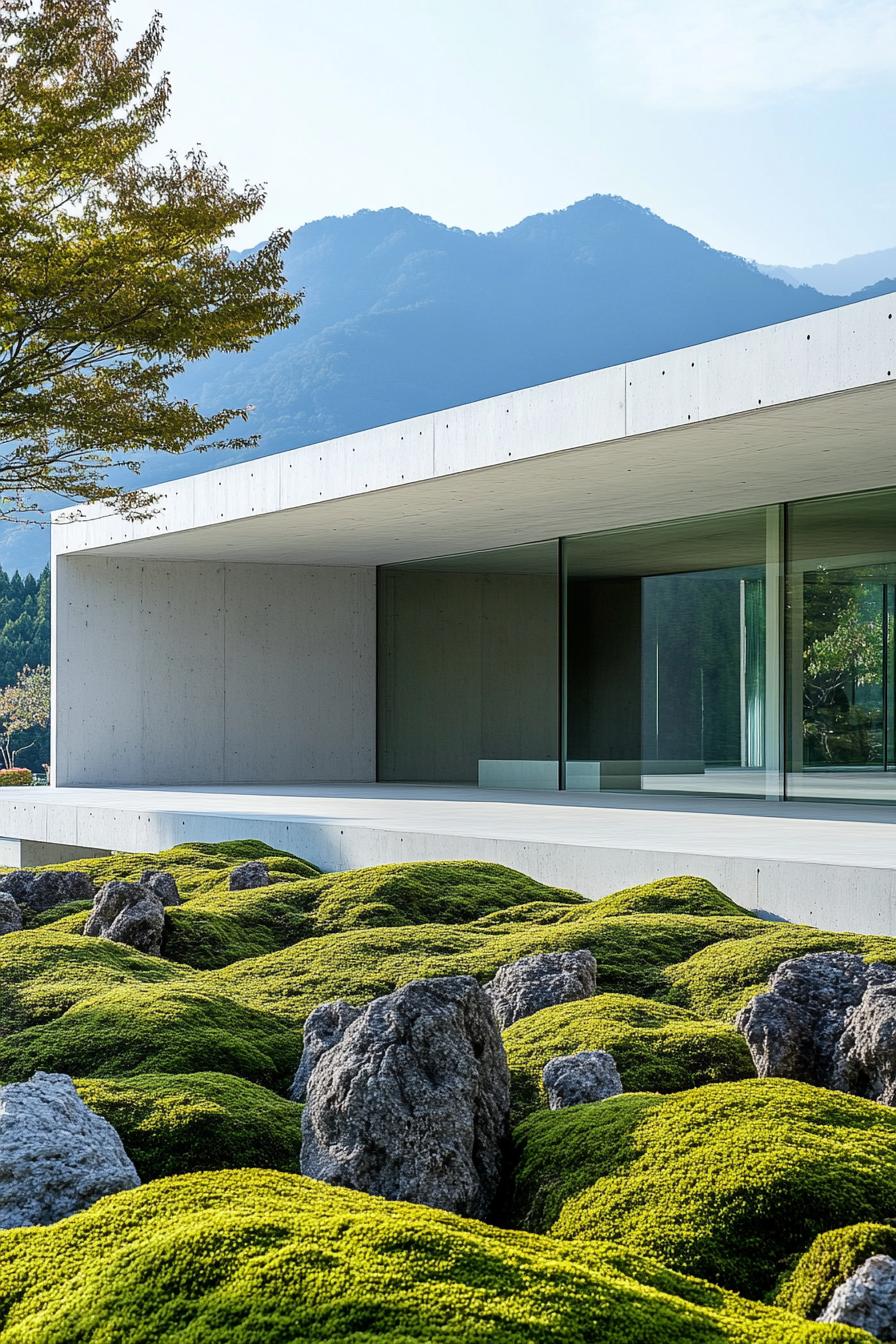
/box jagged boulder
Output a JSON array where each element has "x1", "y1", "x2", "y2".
[
  {"x1": 83, "y1": 881, "x2": 165, "y2": 956},
  {"x1": 484, "y1": 949, "x2": 598, "y2": 1029},
  {"x1": 301, "y1": 975, "x2": 510, "y2": 1218},
  {"x1": 735, "y1": 951, "x2": 873, "y2": 1083},
  {"x1": 0, "y1": 868, "x2": 94, "y2": 912},
  {"x1": 140, "y1": 870, "x2": 181, "y2": 906},
  {"x1": 834, "y1": 981, "x2": 896, "y2": 1106},
  {"x1": 228, "y1": 861, "x2": 270, "y2": 891},
  {"x1": 289, "y1": 999, "x2": 361, "y2": 1102},
  {"x1": 542, "y1": 1050, "x2": 623, "y2": 1109},
  {"x1": 735, "y1": 951, "x2": 896, "y2": 1102},
  {"x1": 0, "y1": 890, "x2": 22, "y2": 935},
  {"x1": 817, "y1": 1254, "x2": 896, "y2": 1338},
  {"x1": 0, "y1": 1071, "x2": 139, "y2": 1228}
]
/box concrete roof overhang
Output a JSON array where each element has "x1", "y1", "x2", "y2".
[{"x1": 52, "y1": 294, "x2": 896, "y2": 568}]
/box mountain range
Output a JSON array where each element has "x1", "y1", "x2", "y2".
[
  {"x1": 4, "y1": 194, "x2": 894, "y2": 573},
  {"x1": 759, "y1": 245, "x2": 896, "y2": 296}
]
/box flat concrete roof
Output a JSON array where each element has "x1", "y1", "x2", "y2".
[
  {"x1": 53, "y1": 294, "x2": 896, "y2": 567},
  {"x1": 2, "y1": 783, "x2": 896, "y2": 933}
]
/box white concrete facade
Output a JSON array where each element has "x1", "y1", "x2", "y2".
[
  {"x1": 53, "y1": 558, "x2": 375, "y2": 785},
  {"x1": 3, "y1": 291, "x2": 892, "y2": 930}
]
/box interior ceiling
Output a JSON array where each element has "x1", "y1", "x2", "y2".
[{"x1": 80, "y1": 381, "x2": 896, "y2": 569}]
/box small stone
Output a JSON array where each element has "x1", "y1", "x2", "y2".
[
  {"x1": 229, "y1": 861, "x2": 270, "y2": 891},
  {"x1": 543, "y1": 1050, "x2": 623, "y2": 1108},
  {"x1": 140, "y1": 870, "x2": 181, "y2": 906},
  {"x1": 818, "y1": 1254, "x2": 896, "y2": 1338},
  {"x1": 301, "y1": 975, "x2": 510, "y2": 1218},
  {"x1": 0, "y1": 1071, "x2": 139, "y2": 1228},
  {"x1": 0, "y1": 891, "x2": 22, "y2": 936},
  {"x1": 289, "y1": 1000, "x2": 361, "y2": 1101},
  {"x1": 483, "y1": 949, "x2": 598, "y2": 1029},
  {"x1": 83, "y1": 881, "x2": 165, "y2": 956}
]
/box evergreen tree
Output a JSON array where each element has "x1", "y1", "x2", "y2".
[{"x1": 0, "y1": 563, "x2": 50, "y2": 770}]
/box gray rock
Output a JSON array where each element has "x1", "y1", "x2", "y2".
[
  {"x1": 140, "y1": 870, "x2": 181, "y2": 906},
  {"x1": 0, "y1": 1071, "x2": 139, "y2": 1228},
  {"x1": 543, "y1": 1050, "x2": 623, "y2": 1108},
  {"x1": 834, "y1": 981, "x2": 896, "y2": 1105},
  {"x1": 483, "y1": 948, "x2": 598, "y2": 1029},
  {"x1": 735, "y1": 951, "x2": 895, "y2": 1084},
  {"x1": 0, "y1": 890, "x2": 22, "y2": 935},
  {"x1": 818, "y1": 1254, "x2": 896, "y2": 1338},
  {"x1": 228, "y1": 861, "x2": 270, "y2": 891},
  {"x1": 83, "y1": 881, "x2": 165, "y2": 956},
  {"x1": 0, "y1": 869, "x2": 35, "y2": 903},
  {"x1": 0, "y1": 868, "x2": 94, "y2": 912},
  {"x1": 57, "y1": 871, "x2": 96, "y2": 904},
  {"x1": 301, "y1": 975, "x2": 510, "y2": 1218},
  {"x1": 289, "y1": 999, "x2": 361, "y2": 1101}
]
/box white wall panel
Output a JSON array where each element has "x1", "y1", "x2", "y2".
[{"x1": 53, "y1": 556, "x2": 376, "y2": 786}]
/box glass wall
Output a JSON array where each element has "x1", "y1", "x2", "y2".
[
  {"x1": 564, "y1": 507, "x2": 780, "y2": 797},
  {"x1": 786, "y1": 488, "x2": 896, "y2": 802},
  {"x1": 377, "y1": 541, "x2": 559, "y2": 785},
  {"x1": 376, "y1": 486, "x2": 896, "y2": 805}
]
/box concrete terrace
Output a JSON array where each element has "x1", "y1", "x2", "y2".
[{"x1": 1, "y1": 783, "x2": 896, "y2": 933}]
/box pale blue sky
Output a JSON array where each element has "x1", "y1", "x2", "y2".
[{"x1": 114, "y1": 0, "x2": 895, "y2": 266}]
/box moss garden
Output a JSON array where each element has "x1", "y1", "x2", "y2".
[{"x1": 2, "y1": 841, "x2": 895, "y2": 1341}]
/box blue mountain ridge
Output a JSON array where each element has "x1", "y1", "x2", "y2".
[{"x1": 5, "y1": 193, "x2": 894, "y2": 573}]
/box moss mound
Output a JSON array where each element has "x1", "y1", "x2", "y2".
[
  {"x1": 0, "y1": 1170, "x2": 865, "y2": 1343},
  {"x1": 593, "y1": 875, "x2": 752, "y2": 919},
  {"x1": 502, "y1": 993, "x2": 754, "y2": 1122},
  {"x1": 74, "y1": 1072, "x2": 303, "y2": 1181},
  {"x1": 0, "y1": 983, "x2": 299, "y2": 1090},
  {"x1": 162, "y1": 859, "x2": 585, "y2": 970},
  {"x1": 0, "y1": 929, "x2": 189, "y2": 1035},
  {"x1": 513, "y1": 1078, "x2": 896, "y2": 1299},
  {"x1": 663, "y1": 925, "x2": 896, "y2": 1019},
  {"x1": 307, "y1": 860, "x2": 584, "y2": 933},
  {"x1": 775, "y1": 1223, "x2": 896, "y2": 1320},
  {"x1": 210, "y1": 910, "x2": 769, "y2": 1029}
]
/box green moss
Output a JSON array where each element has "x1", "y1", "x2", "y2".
[
  {"x1": 0, "y1": 929, "x2": 188, "y2": 1035},
  {"x1": 774, "y1": 1223, "x2": 896, "y2": 1320},
  {"x1": 0, "y1": 983, "x2": 300, "y2": 1090},
  {"x1": 663, "y1": 925, "x2": 896, "y2": 1019},
  {"x1": 5, "y1": 839, "x2": 320, "y2": 901},
  {"x1": 21, "y1": 900, "x2": 93, "y2": 929},
  {"x1": 307, "y1": 860, "x2": 585, "y2": 933},
  {"x1": 74, "y1": 1072, "x2": 303, "y2": 1181},
  {"x1": 512, "y1": 1078, "x2": 896, "y2": 1300},
  {"x1": 0, "y1": 1170, "x2": 868, "y2": 1343},
  {"x1": 209, "y1": 911, "x2": 769, "y2": 1029},
  {"x1": 593, "y1": 876, "x2": 752, "y2": 919},
  {"x1": 502, "y1": 993, "x2": 755, "y2": 1122},
  {"x1": 161, "y1": 884, "x2": 319, "y2": 969},
  {"x1": 162, "y1": 859, "x2": 584, "y2": 970}
]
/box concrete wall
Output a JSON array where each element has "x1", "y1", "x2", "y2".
[{"x1": 52, "y1": 556, "x2": 376, "y2": 786}]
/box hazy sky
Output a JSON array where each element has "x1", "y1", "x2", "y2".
[{"x1": 113, "y1": 0, "x2": 895, "y2": 267}]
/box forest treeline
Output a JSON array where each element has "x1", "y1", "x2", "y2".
[{"x1": 0, "y1": 566, "x2": 50, "y2": 771}]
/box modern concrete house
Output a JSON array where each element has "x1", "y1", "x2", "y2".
[{"x1": 1, "y1": 293, "x2": 895, "y2": 928}]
